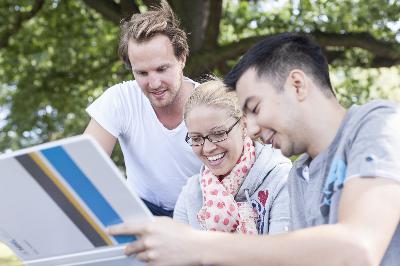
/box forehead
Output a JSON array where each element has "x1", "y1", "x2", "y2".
[
  {"x1": 127, "y1": 34, "x2": 178, "y2": 69},
  {"x1": 236, "y1": 68, "x2": 277, "y2": 110},
  {"x1": 186, "y1": 105, "x2": 232, "y2": 132},
  {"x1": 236, "y1": 69, "x2": 263, "y2": 108}
]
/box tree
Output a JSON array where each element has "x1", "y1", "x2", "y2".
[
  {"x1": 0, "y1": 0, "x2": 399, "y2": 156},
  {"x1": 82, "y1": 0, "x2": 400, "y2": 76}
]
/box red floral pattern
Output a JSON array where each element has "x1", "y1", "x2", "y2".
[
  {"x1": 197, "y1": 136, "x2": 258, "y2": 234},
  {"x1": 258, "y1": 190, "x2": 269, "y2": 207}
]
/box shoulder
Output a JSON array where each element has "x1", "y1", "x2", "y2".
[
  {"x1": 249, "y1": 142, "x2": 292, "y2": 193},
  {"x1": 93, "y1": 80, "x2": 142, "y2": 104},
  {"x1": 347, "y1": 100, "x2": 399, "y2": 130},
  {"x1": 342, "y1": 100, "x2": 400, "y2": 147},
  {"x1": 176, "y1": 173, "x2": 203, "y2": 211},
  {"x1": 355, "y1": 99, "x2": 398, "y2": 114},
  {"x1": 181, "y1": 173, "x2": 202, "y2": 195},
  {"x1": 183, "y1": 76, "x2": 199, "y2": 88},
  {"x1": 254, "y1": 142, "x2": 292, "y2": 172},
  {"x1": 105, "y1": 80, "x2": 140, "y2": 95},
  {"x1": 103, "y1": 80, "x2": 150, "y2": 114}
]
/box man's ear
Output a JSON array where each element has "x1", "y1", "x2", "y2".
[
  {"x1": 288, "y1": 69, "x2": 308, "y2": 101},
  {"x1": 179, "y1": 54, "x2": 187, "y2": 69}
]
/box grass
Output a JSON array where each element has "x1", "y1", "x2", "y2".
[{"x1": 0, "y1": 243, "x2": 22, "y2": 266}]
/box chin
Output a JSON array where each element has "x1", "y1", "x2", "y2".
[
  {"x1": 210, "y1": 166, "x2": 231, "y2": 177},
  {"x1": 151, "y1": 99, "x2": 170, "y2": 108},
  {"x1": 280, "y1": 149, "x2": 292, "y2": 157}
]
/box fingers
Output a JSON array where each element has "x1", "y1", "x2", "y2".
[
  {"x1": 136, "y1": 249, "x2": 156, "y2": 262},
  {"x1": 107, "y1": 219, "x2": 178, "y2": 265},
  {"x1": 107, "y1": 222, "x2": 154, "y2": 258},
  {"x1": 124, "y1": 238, "x2": 146, "y2": 256},
  {"x1": 107, "y1": 222, "x2": 146, "y2": 237},
  {"x1": 126, "y1": 240, "x2": 159, "y2": 265},
  {"x1": 107, "y1": 217, "x2": 173, "y2": 237}
]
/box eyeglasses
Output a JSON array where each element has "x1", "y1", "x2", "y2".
[{"x1": 185, "y1": 118, "x2": 241, "y2": 146}]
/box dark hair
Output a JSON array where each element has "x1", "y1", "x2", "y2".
[
  {"x1": 224, "y1": 33, "x2": 335, "y2": 97},
  {"x1": 118, "y1": 0, "x2": 188, "y2": 69}
]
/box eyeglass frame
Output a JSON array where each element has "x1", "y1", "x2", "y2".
[{"x1": 185, "y1": 118, "x2": 241, "y2": 146}]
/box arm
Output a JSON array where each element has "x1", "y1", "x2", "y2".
[
  {"x1": 204, "y1": 176, "x2": 400, "y2": 266},
  {"x1": 172, "y1": 184, "x2": 189, "y2": 224},
  {"x1": 267, "y1": 174, "x2": 290, "y2": 235},
  {"x1": 109, "y1": 176, "x2": 400, "y2": 266},
  {"x1": 84, "y1": 118, "x2": 117, "y2": 156}
]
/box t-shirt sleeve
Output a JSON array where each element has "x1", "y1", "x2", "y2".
[
  {"x1": 86, "y1": 84, "x2": 129, "y2": 138},
  {"x1": 346, "y1": 106, "x2": 400, "y2": 183}
]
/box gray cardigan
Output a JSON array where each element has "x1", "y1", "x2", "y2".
[{"x1": 173, "y1": 142, "x2": 292, "y2": 235}]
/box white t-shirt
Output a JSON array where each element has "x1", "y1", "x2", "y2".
[{"x1": 86, "y1": 78, "x2": 201, "y2": 210}]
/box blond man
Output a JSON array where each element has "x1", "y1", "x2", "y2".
[{"x1": 84, "y1": 0, "x2": 201, "y2": 216}]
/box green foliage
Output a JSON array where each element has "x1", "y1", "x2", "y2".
[
  {"x1": 0, "y1": 0, "x2": 131, "y2": 165},
  {"x1": 220, "y1": 0, "x2": 400, "y2": 104},
  {"x1": 333, "y1": 67, "x2": 400, "y2": 107}
]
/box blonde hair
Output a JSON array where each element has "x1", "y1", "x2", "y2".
[
  {"x1": 118, "y1": 0, "x2": 189, "y2": 68},
  {"x1": 184, "y1": 79, "x2": 242, "y2": 121}
]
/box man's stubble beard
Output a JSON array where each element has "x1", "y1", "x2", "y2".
[{"x1": 150, "y1": 77, "x2": 183, "y2": 109}]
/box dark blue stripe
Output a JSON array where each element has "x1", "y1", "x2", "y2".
[
  {"x1": 41, "y1": 146, "x2": 134, "y2": 244},
  {"x1": 16, "y1": 154, "x2": 108, "y2": 247}
]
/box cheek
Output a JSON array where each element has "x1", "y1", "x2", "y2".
[
  {"x1": 227, "y1": 136, "x2": 244, "y2": 159},
  {"x1": 256, "y1": 113, "x2": 273, "y2": 129},
  {"x1": 134, "y1": 76, "x2": 147, "y2": 88},
  {"x1": 158, "y1": 72, "x2": 176, "y2": 87},
  {"x1": 168, "y1": 67, "x2": 182, "y2": 81},
  {"x1": 234, "y1": 141, "x2": 244, "y2": 158},
  {"x1": 192, "y1": 146, "x2": 203, "y2": 159}
]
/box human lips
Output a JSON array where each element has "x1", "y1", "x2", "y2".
[
  {"x1": 204, "y1": 152, "x2": 226, "y2": 166},
  {"x1": 260, "y1": 129, "x2": 276, "y2": 146},
  {"x1": 150, "y1": 89, "x2": 167, "y2": 99}
]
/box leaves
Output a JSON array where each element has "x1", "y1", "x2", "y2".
[{"x1": 0, "y1": 1, "x2": 130, "y2": 152}]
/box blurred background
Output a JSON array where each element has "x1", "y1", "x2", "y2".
[{"x1": 0, "y1": 0, "x2": 399, "y2": 263}]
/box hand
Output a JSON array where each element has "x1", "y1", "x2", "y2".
[{"x1": 108, "y1": 217, "x2": 206, "y2": 266}]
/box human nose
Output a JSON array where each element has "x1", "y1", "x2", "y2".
[
  {"x1": 148, "y1": 73, "x2": 161, "y2": 89},
  {"x1": 246, "y1": 115, "x2": 261, "y2": 139},
  {"x1": 202, "y1": 138, "x2": 217, "y2": 153}
]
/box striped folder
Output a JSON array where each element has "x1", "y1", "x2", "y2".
[{"x1": 0, "y1": 135, "x2": 152, "y2": 265}]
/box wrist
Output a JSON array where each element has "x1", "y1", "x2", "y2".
[
  {"x1": 193, "y1": 230, "x2": 216, "y2": 265},
  {"x1": 195, "y1": 231, "x2": 231, "y2": 266}
]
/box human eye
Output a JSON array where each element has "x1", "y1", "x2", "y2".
[
  {"x1": 244, "y1": 98, "x2": 260, "y2": 115},
  {"x1": 135, "y1": 71, "x2": 147, "y2": 76},
  {"x1": 248, "y1": 102, "x2": 260, "y2": 114},
  {"x1": 209, "y1": 131, "x2": 227, "y2": 142},
  {"x1": 189, "y1": 135, "x2": 203, "y2": 144},
  {"x1": 157, "y1": 66, "x2": 168, "y2": 72}
]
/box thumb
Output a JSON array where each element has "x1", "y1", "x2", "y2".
[{"x1": 107, "y1": 222, "x2": 146, "y2": 237}]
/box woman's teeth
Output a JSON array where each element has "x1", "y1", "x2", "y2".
[{"x1": 207, "y1": 153, "x2": 225, "y2": 161}]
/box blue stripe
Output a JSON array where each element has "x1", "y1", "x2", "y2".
[{"x1": 41, "y1": 146, "x2": 134, "y2": 244}]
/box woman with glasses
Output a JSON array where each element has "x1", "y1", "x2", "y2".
[{"x1": 174, "y1": 79, "x2": 292, "y2": 235}]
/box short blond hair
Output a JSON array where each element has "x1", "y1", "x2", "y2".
[
  {"x1": 118, "y1": 0, "x2": 189, "y2": 68},
  {"x1": 184, "y1": 79, "x2": 242, "y2": 121}
]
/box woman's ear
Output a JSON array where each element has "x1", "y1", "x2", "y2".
[{"x1": 240, "y1": 117, "x2": 247, "y2": 138}]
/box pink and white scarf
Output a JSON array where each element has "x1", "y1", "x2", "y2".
[{"x1": 197, "y1": 136, "x2": 258, "y2": 234}]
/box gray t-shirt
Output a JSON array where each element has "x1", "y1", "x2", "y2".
[{"x1": 289, "y1": 100, "x2": 400, "y2": 266}]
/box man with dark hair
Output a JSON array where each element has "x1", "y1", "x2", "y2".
[
  {"x1": 109, "y1": 33, "x2": 400, "y2": 266},
  {"x1": 84, "y1": 0, "x2": 201, "y2": 217},
  {"x1": 225, "y1": 33, "x2": 335, "y2": 97}
]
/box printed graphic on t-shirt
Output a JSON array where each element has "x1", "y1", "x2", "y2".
[{"x1": 320, "y1": 158, "x2": 347, "y2": 217}]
